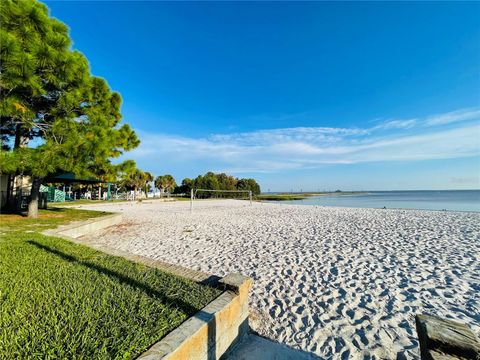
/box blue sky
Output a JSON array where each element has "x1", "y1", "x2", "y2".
[{"x1": 46, "y1": 1, "x2": 480, "y2": 191}]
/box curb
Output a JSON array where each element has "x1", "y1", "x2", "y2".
[{"x1": 43, "y1": 213, "x2": 122, "y2": 239}]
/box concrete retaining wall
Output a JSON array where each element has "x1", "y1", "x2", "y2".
[
  {"x1": 43, "y1": 213, "x2": 122, "y2": 239},
  {"x1": 43, "y1": 212, "x2": 254, "y2": 360},
  {"x1": 139, "y1": 273, "x2": 253, "y2": 360}
]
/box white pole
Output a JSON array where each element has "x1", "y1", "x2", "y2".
[
  {"x1": 249, "y1": 191, "x2": 252, "y2": 206},
  {"x1": 190, "y1": 189, "x2": 193, "y2": 213}
]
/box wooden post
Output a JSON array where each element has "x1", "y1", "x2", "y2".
[{"x1": 415, "y1": 314, "x2": 480, "y2": 359}]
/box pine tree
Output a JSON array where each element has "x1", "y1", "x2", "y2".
[{"x1": 0, "y1": 0, "x2": 139, "y2": 217}]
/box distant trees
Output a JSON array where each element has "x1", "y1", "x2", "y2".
[
  {"x1": 174, "y1": 178, "x2": 193, "y2": 195},
  {"x1": 113, "y1": 171, "x2": 261, "y2": 199},
  {"x1": 116, "y1": 171, "x2": 261, "y2": 199},
  {"x1": 119, "y1": 167, "x2": 152, "y2": 199},
  {"x1": 194, "y1": 172, "x2": 219, "y2": 191},
  {"x1": 173, "y1": 172, "x2": 261, "y2": 196},
  {"x1": 115, "y1": 171, "x2": 261, "y2": 199},
  {"x1": 237, "y1": 178, "x2": 261, "y2": 196},
  {"x1": 154, "y1": 175, "x2": 176, "y2": 196}
]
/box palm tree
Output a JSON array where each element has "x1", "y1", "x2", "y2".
[
  {"x1": 155, "y1": 175, "x2": 177, "y2": 197},
  {"x1": 121, "y1": 168, "x2": 151, "y2": 200},
  {"x1": 143, "y1": 172, "x2": 154, "y2": 198}
]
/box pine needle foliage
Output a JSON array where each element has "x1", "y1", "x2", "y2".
[{"x1": 0, "y1": 0, "x2": 140, "y2": 216}]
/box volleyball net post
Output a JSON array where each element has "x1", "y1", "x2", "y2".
[{"x1": 190, "y1": 188, "x2": 194, "y2": 212}]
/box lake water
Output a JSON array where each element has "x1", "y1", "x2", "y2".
[{"x1": 271, "y1": 190, "x2": 480, "y2": 212}]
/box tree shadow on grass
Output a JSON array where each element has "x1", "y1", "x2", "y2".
[
  {"x1": 40, "y1": 207, "x2": 65, "y2": 212},
  {"x1": 27, "y1": 240, "x2": 201, "y2": 316},
  {"x1": 0, "y1": 208, "x2": 27, "y2": 216}
]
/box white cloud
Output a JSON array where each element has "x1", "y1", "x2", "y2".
[
  {"x1": 210, "y1": 126, "x2": 367, "y2": 145},
  {"x1": 128, "y1": 108, "x2": 480, "y2": 173},
  {"x1": 425, "y1": 108, "x2": 480, "y2": 126},
  {"x1": 371, "y1": 118, "x2": 417, "y2": 130}
]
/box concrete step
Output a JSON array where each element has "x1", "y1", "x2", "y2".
[{"x1": 225, "y1": 334, "x2": 319, "y2": 360}]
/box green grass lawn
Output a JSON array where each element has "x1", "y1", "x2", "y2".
[{"x1": 0, "y1": 208, "x2": 221, "y2": 359}]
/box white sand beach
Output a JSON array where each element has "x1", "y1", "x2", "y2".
[{"x1": 76, "y1": 200, "x2": 480, "y2": 359}]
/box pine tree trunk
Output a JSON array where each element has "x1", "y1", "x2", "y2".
[
  {"x1": 11, "y1": 124, "x2": 28, "y2": 212},
  {"x1": 14, "y1": 123, "x2": 23, "y2": 149},
  {"x1": 28, "y1": 177, "x2": 41, "y2": 218},
  {"x1": 5, "y1": 173, "x2": 14, "y2": 210}
]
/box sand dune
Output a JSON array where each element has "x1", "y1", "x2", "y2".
[{"x1": 77, "y1": 200, "x2": 480, "y2": 359}]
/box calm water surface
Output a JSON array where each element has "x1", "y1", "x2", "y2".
[{"x1": 272, "y1": 190, "x2": 480, "y2": 212}]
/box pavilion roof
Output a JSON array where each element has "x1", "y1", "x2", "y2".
[{"x1": 45, "y1": 172, "x2": 103, "y2": 184}]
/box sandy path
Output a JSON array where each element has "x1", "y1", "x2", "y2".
[{"x1": 76, "y1": 200, "x2": 480, "y2": 359}]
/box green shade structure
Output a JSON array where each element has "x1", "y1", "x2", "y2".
[{"x1": 45, "y1": 173, "x2": 103, "y2": 184}]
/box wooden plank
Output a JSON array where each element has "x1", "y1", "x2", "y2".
[{"x1": 415, "y1": 314, "x2": 480, "y2": 359}]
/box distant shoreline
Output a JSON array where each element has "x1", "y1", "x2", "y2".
[{"x1": 257, "y1": 191, "x2": 368, "y2": 201}]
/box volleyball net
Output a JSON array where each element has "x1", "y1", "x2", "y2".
[{"x1": 190, "y1": 188, "x2": 253, "y2": 211}]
